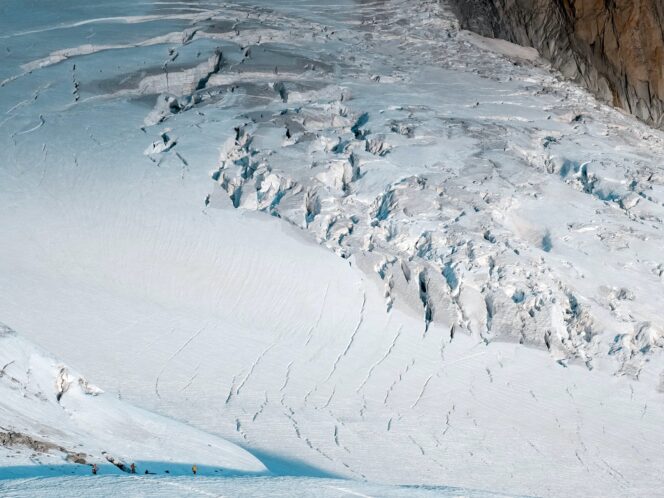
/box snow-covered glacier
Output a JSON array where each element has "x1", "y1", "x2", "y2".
[{"x1": 1, "y1": 0, "x2": 664, "y2": 496}]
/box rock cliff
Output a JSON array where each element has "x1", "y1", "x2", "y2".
[{"x1": 452, "y1": 0, "x2": 664, "y2": 128}]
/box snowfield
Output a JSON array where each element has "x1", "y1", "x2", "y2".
[{"x1": 1, "y1": 0, "x2": 664, "y2": 496}]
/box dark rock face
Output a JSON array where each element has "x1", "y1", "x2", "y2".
[{"x1": 452, "y1": 0, "x2": 664, "y2": 128}]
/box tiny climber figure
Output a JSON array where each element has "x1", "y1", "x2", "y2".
[
  {"x1": 130, "y1": 463, "x2": 136, "y2": 474},
  {"x1": 91, "y1": 463, "x2": 98, "y2": 475},
  {"x1": 192, "y1": 464, "x2": 197, "y2": 475}
]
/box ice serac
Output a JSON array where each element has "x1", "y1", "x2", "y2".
[{"x1": 452, "y1": 0, "x2": 664, "y2": 128}]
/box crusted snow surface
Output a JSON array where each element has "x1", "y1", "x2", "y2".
[{"x1": 2, "y1": 0, "x2": 664, "y2": 496}]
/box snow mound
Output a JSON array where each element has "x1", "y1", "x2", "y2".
[{"x1": 0, "y1": 322, "x2": 266, "y2": 478}]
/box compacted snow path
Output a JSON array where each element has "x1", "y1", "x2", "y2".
[{"x1": 2, "y1": 0, "x2": 664, "y2": 496}]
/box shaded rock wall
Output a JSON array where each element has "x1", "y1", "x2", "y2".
[{"x1": 452, "y1": 0, "x2": 664, "y2": 128}]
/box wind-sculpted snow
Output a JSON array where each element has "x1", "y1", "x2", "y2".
[{"x1": 1, "y1": 0, "x2": 664, "y2": 496}]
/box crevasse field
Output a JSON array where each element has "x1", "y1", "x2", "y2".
[{"x1": 1, "y1": 0, "x2": 664, "y2": 496}]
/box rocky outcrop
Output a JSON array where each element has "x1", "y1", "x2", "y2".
[{"x1": 452, "y1": 0, "x2": 664, "y2": 128}]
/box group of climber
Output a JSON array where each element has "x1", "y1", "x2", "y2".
[{"x1": 90, "y1": 463, "x2": 198, "y2": 475}]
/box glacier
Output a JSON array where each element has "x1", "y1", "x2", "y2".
[{"x1": 1, "y1": 0, "x2": 664, "y2": 496}]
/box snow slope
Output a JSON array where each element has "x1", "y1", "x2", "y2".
[
  {"x1": 1, "y1": 0, "x2": 664, "y2": 496},
  {"x1": 0, "y1": 323, "x2": 266, "y2": 477}
]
